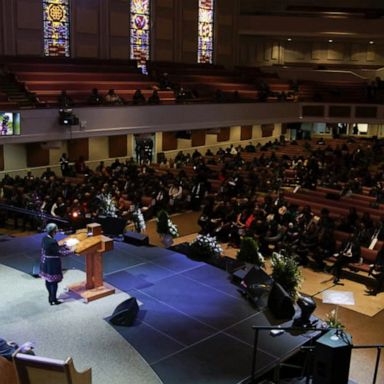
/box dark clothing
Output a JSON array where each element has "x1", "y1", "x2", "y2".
[
  {"x1": 39, "y1": 235, "x2": 69, "y2": 283},
  {"x1": 332, "y1": 239, "x2": 361, "y2": 281}
]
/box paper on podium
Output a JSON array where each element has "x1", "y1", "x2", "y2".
[
  {"x1": 64, "y1": 238, "x2": 80, "y2": 248},
  {"x1": 322, "y1": 290, "x2": 355, "y2": 305}
]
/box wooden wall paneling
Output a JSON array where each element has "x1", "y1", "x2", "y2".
[
  {"x1": 241, "y1": 125, "x2": 252, "y2": 140},
  {"x1": 68, "y1": 138, "x2": 89, "y2": 162},
  {"x1": 26, "y1": 142, "x2": 49, "y2": 167},
  {"x1": 0, "y1": 145, "x2": 4, "y2": 171},
  {"x1": 109, "y1": 135, "x2": 127, "y2": 158},
  {"x1": 162, "y1": 131, "x2": 177, "y2": 151},
  {"x1": 191, "y1": 129, "x2": 206, "y2": 147},
  {"x1": 261, "y1": 124, "x2": 274, "y2": 138},
  {"x1": 217, "y1": 127, "x2": 230, "y2": 142}
]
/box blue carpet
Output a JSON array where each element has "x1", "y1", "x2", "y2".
[
  {"x1": 181, "y1": 263, "x2": 242, "y2": 298},
  {"x1": 134, "y1": 274, "x2": 257, "y2": 329},
  {"x1": 104, "y1": 263, "x2": 175, "y2": 290},
  {"x1": 0, "y1": 234, "x2": 314, "y2": 384},
  {"x1": 151, "y1": 333, "x2": 277, "y2": 384},
  {"x1": 132, "y1": 289, "x2": 217, "y2": 346},
  {"x1": 110, "y1": 320, "x2": 185, "y2": 364},
  {"x1": 224, "y1": 311, "x2": 315, "y2": 359}
]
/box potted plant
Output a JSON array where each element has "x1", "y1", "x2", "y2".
[
  {"x1": 156, "y1": 210, "x2": 179, "y2": 247},
  {"x1": 237, "y1": 237, "x2": 265, "y2": 268},
  {"x1": 189, "y1": 234, "x2": 223, "y2": 260},
  {"x1": 271, "y1": 250, "x2": 302, "y2": 301}
]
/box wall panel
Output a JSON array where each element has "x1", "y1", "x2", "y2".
[
  {"x1": 109, "y1": 135, "x2": 128, "y2": 158},
  {"x1": 241, "y1": 125, "x2": 252, "y2": 140},
  {"x1": 162, "y1": 131, "x2": 177, "y2": 151},
  {"x1": 217, "y1": 127, "x2": 230, "y2": 142},
  {"x1": 191, "y1": 129, "x2": 205, "y2": 147},
  {"x1": 26, "y1": 142, "x2": 49, "y2": 167},
  {"x1": 68, "y1": 138, "x2": 89, "y2": 162}
]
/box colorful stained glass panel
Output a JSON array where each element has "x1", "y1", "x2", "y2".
[
  {"x1": 43, "y1": 0, "x2": 70, "y2": 57},
  {"x1": 198, "y1": 0, "x2": 214, "y2": 64},
  {"x1": 130, "y1": 1, "x2": 150, "y2": 74}
]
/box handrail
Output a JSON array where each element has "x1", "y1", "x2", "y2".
[
  {"x1": 0, "y1": 203, "x2": 69, "y2": 225},
  {"x1": 249, "y1": 325, "x2": 384, "y2": 384},
  {"x1": 250, "y1": 325, "x2": 325, "y2": 382},
  {"x1": 352, "y1": 344, "x2": 384, "y2": 384}
]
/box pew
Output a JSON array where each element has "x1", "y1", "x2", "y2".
[{"x1": 13, "y1": 352, "x2": 91, "y2": 384}]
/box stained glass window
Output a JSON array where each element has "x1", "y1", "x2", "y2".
[
  {"x1": 130, "y1": 0, "x2": 150, "y2": 74},
  {"x1": 198, "y1": 0, "x2": 214, "y2": 64},
  {"x1": 43, "y1": 0, "x2": 70, "y2": 57}
]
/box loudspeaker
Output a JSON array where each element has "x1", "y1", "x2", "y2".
[
  {"x1": 242, "y1": 266, "x2": 273, "y2": 289},
  {"x1": 267, "y1": 282, "x2": 295, "y2": 320},
  {"x1": 313, "y1": 330, "x2": 352, "y2": 384},
  {"x1": 123, "y1": 231, "x2": 149, "y2": 246},
  {"x1": 109, "y1": 297, "x2": 139, "y2": 326}
]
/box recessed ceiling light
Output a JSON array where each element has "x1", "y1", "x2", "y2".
[
  {"x1": 328, "y1": 39, "x2": 333, "y2": 43},
  {"x1": 369, "y1": 41, "x2": 374, "y2": 44},
  {"x1": 287, "y1": 38, "x2": 292, "y2": 42}
]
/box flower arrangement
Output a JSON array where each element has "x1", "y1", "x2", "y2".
[
  {"x1": 156, "y1": 210, "x2": 179, "y2": 238},
  {"x1": 325, "y1": 309, "x2": 345, "y2": 330},
  {"x1": 237, "y1": 237, "x2": 265, "y2": 268},
  {"x1": 99, "y1": 193, "x2": 118, "y2": 217},
  {"x1": 271, "y1": 250, "x2": 302, "y2": 301},
  {"x1": 189, "y1": 234, "x2": 223, "y2": 260},
  {"x1": 132, "y1": 207, "x2": 146, "y2": 233}
]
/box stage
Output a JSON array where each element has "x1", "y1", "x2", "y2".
[{"x1": 0, "y1": 233, "x2": 320, "y2": 384}]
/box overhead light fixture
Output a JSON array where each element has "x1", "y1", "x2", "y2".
[
  {"x1": 328, "y1": 39, "x2": 333, "y2": 43},
  {"x1": 287, "y1": 38, "x2": 292, "y2": 41},
  {"x1": 369, "y1": 41, "x2": 374, "y2": 44}
]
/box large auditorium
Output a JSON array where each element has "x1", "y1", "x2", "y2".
[{"x1": 1, "y1": 1, "x2": 384, "y2": 383}]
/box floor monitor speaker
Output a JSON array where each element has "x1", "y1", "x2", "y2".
[{"x1": 109, "y1": 297, "x2": 139, "y2": 326}]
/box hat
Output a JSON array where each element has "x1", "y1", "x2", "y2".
[{"x1": 45, "y1": 223, "x2": 58, "y2": 234}]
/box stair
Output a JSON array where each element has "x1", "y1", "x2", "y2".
[{"x1": 0, "y1": 74, "x2": 37, "y2": 109}]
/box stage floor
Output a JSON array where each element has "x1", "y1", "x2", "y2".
[{"x1": 0, "y1": 233, "x2": 319, "y2": 384}]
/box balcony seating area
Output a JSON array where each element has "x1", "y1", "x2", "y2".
[{"x1": 1, "y1": 56, "x2": 383, "y2": 108}]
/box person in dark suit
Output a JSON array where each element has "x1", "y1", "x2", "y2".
[
  {"x1": 39, "y1": 223, "x2": 72, "y2": 305},
  {"x1": 330, "y1": 233, "x2": 361, "y2": 284}
]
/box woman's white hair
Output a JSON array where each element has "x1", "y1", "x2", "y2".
[{"x1": 45, "y1": 223, "x2": 58, "y2": 234}]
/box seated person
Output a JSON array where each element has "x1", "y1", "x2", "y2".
[
  {"x1": 368, "y1": 249, "x2": 384, "y2": 295},
  {"x1": 57, "y1": 90, "x2": 73, "y2": 108},
  {"x1": 105, "y1": 89, "x2": 124, "y2": 105},
  {"x1": 147, "y1": 90, "x2": 160, "y2": 105},
  {"x1": 329, "y1": 233, "x2": 361, "y2": 284},
  {"x1": 132, "y1": 89, "x2": 146, "y2": 105},
  {"x1": 313, "y1": 228, "x2": 336, "y2": 269},
  {"x1": 88, "y1": 88, "x2": 104, "y2": 105},
  {"x1": 41, "y1": 167, "x2": 56, "y2": 180}
]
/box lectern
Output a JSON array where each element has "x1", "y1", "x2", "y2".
[{"x1": 60, "y1": 223, "x2": 115, "y2": 303}]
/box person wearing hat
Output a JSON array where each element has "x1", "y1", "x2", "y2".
[{"x1": 39, "y1": 223, "x2": 72, "y2": 305}]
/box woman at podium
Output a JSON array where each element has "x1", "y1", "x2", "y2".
[{"x1": 39, "y1": 223, "x2": 72, "y2": 305}]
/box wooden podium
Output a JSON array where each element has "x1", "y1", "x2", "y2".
[{"x1": 60, "y1": 223, "x2": 115, "y2": 303}]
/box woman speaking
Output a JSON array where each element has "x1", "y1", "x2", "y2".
[{"x1": 39, "y1": 223, "x2": 72, "y2": 305}]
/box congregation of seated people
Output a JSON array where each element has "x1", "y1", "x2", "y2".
[{"x1": 1, "y1": 137, "x2": 384, "y2": 292}]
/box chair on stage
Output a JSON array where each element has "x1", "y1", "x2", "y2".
[{"x1": 13, "y1": 352, "x2": 92, "y2": 384}]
